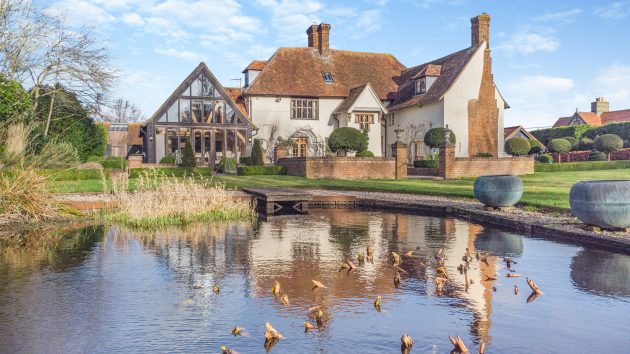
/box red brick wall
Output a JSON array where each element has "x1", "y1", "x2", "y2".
[
  {"x1": 278, "y1": 157, "x2": 397, "y2": 180},
  {"x1": 467, "y1": 47, "x2": 499, "y2": 158},
  {"x1": 439, "y1": 145, "x2": 533, "y2": 179}
]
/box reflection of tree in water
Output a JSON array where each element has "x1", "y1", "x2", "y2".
[{"x1": 570, "y1": 249, "x2": 630, "y2": 298}]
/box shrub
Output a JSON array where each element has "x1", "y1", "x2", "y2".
[
  {"x1": 356, "y1": 150, "x2": 375, "y2": 157},
  {"x1": 535, "y1": 154, "x2": 553, "y2": 164},
  {"x1": 588, "y1": 149, "x2": 607, "y2": 161},
  {"x1": 582, "y1": 122, "x2": 630, "y2": 142},
  {"x1": 181, "y1": 138, "x2": 196, "y2": 167},
  {"x1": 102, "y1": 156, "x2": 127, "y2": 169},
  {"x1": 251, "y1": 138, "x2": 264, "y2": 166},
  {"x1": 474, "y1": 152, "x2": 493, "y2": 158},
  {"x1": 160, "y1": 155, "x2": 176, "y2": 165},
  {"x1": 534, "y1": 160, "x2": 630, "y2": 172},
  {"x1": 548, "y1": 138, "x2": 572, "y2": 163},
  {"x1": 562, "y1": 136, "x2": 580, "y2": 150},
  {"x1": 528, "y1": 140, "x2": 543, "y2": 154},
  {"x1": 87, "y1": 155, "x2": 104, "y2": 163},
  {"x1": 594, "y1": 134, "x2": 623, "y2": 160},
  {"x1": 505, "y1": 137, "x2": 531, "y2": 156},
  {"x1": 28, "y1": 141, "x2": 80, "y2": 169},
  {"x1": 0, "y1": 77, "x2": 32, "y2": 124},
  {"x1": 237, "y1": 166, "x2": 287, "y2": 176},
  {"x1": 328, "y1": 127, "x2": 368, "y2": 156},
  {"x1": 530, "y1": 125, "x2": 589, "y2": 144},
  {"x1": 413, "y1": 160, "x2": 439, "y2": 168},
  {"x1": 579, "y1": 136, "x2": 594, "y2": 151},
  {"x1": 239, "y1": 156, "x2": 252, "y2": 165},
  {"x1": 218, "y1": 158, "x2": 237, "y2": 174},
  {"x1": 424, "y1": 127, "x2": 456, "y2": 148}
]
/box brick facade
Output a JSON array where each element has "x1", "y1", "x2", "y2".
[
  {"x1": 439, "y1": 144, "x2": 533, "y2": 179},
  {"x1": 391, "y1": 141, "x2": 408, "y2": 179},
  {"x1": 467, "y1": 45, "x2": 499, "y2": 157},
  {"x1": 278, "y1": 157, "x2": 397, "y2": 180},
  {"x1": 471, "y1": 13, "x2": 490, "y2": 47}
]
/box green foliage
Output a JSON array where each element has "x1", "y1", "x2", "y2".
[
  {"x1": 102, "y1": 156, "x2": 127, "y2": 169},
  {"x1": 528, "y1": 139, "x2": 543, "y2": 154},
  {"x1": 548, "y1": 138, "x2": 572, "y2": 153},
  {"x1": 275, "y1": 137, "x2": 296, "y2": 148},
  {"x1": 251, "y1": 138, "x2": 264, "y2": 166},
  {"x1": 239, "y1": 156, "x2": 252, "y2": 165},
  {"x1": 160, "y1": 155, "x2": 176, "y2": 164},
  {"x1": 579, "y1": 136, "x2": 594, "y2": 151},
  {"x1": 181, "y1": 138, "x2": 196, "y2": 167},
  {"x1": 474, "y1": 152, "x2": 493, "y2": 158},
  {"x1": 237, "y1": 166, "x2": 287, "y2": 176},
  {"x1": 535, "y1": 154, "x2": 553, "y2": 164},
  {"x1": 356, "y1": 150, "x2": 374, "y2": 157},
  {"x1": 582, "y1": 122, "x2": 630, "y2": 142},
  {"x1": 413, "y1": 160, "x2": 439, "y2": 168},
  {"x1": 588, "y1": 149, "x2": 607, "y2": 161},
  {"x1": 594, "y1": 134, "x2": 623, "y2": 155},
  {"x1": 28, "y1": 141, "x2": 80, "y2": 168},
  {"x1": 534, "y1": 160, "x2": 630, "y2": 172},
  {"x1": 87, "y1": 155, "x2": 104, "y2": 163},
  {"x1": 218, "y1": 158, "x2": 237, "y2": 174},
  {"x1": 328, "y1": 127, "x2": 368, "y2": 155},
  {"x1": 38, "y1": 168, "x2": 103, "y2": 181},
  {"x1": 424, "y1": 127, "x2": 456, "y2": 148},
  {"x1": 530, "y1": 125, "x2": 589, "y2": 145},
  {"x1": 562, "y1": 136, "x2": 579, "y2": 150},
  {"x1": 505, "y1": 137, "x2": 531, "y2": 156},
  {"x1": 0, "y1": 76, "x2": 32, "y2": 124},
  {"x1": 128, "y1": 167, "x2": 213, "y2": 178}
]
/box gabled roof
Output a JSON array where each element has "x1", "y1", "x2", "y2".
[
  {"x1": 602, "y1": 109, "x2": 630, "y2": 124},
  {"x1": 333, "y1": 83, "x2": 388, "y2": 114},
  {"x1": 244, "y1": 48, "x2": 405, "y2": 100},
  {"x1": 242, "y1": 60, "x2": 267, "y2": 73},
  {"x1": 504, "y1": 125, "x2": 543, "y2": 146},
  {"x1": 412, "y1": 64, "x2": 442, "y2": 79},
  {"x1": 146, "y1": 62, "x2": 255, "y2": 128},
  {"x1": 575, "y1": 111, "x2": 602, "y2": 126},
  {"x1": 552, "y1": 116, "x2": 572, "y2": 128},
  {"x1": 223, "y1": 87, "x2": 249, "y2": 118},
  {"x1": 388, "y1": 44, "x2": 483, "y2": 111}
]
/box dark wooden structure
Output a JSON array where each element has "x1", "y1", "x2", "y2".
[{"x1": 242, "y1": 188, "x2": 313, "y2": 216}]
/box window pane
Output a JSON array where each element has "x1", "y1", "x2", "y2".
[
  {"x1": 202, "y1": 75, "x2": 213, "y2": 96},
  {"x1": 191, "y1": 99, "x2": 203, "y2": 123},
  {"x1": 191, "y1": 75, "x2": 203, "y2": 96},
  {"x1": 226, "y1": 104, "x2": 234, "y2": 124},
  {"x1": 157, "y1": 113, "x2": 166, "y2": 122},
  {"x1": 167, "y1": 101, "x2": 178, "y2": 122},
  {"x1": 203, "y1": 100, "x2": 213, "y2": 123},
  {"x1": 179, "y1": 98, "x2": 191, "y2": 123},
  {"x1": 214, "y1": 100, "x2": 224, "y2": 123}
]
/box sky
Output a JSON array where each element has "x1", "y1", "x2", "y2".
[{"x1": 42, "y1": 0, "x2": 630, "y2": 128}]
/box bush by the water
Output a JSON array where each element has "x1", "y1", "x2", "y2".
[
  {"x1": 528, "y1": 139, "x2": 543, "y2": 154},
  {"x1": 413, "y1": 160, "x2": 439, "y2": 168},
  {"x1": 534, "y1": 160, "x2": 630, "y2": 172},
  {"x1": 588, "y1": 149, "x2": 608, "y2": 161},
  {"x1": 102, "y1": 156, "x2": 127, "y2": 169},
  {"x1": 328, "y1": 127, "x2": 368, "y2": 156},
  {"x1": 505, "y1": 137, "x2": 530, "y2": 156},
  {"x1": 218, "y1": 158, "x2": 237, "y2": 173},
  {"x1": 356, "y1": 150, "x2": 375, "y2": 157},
  {"x1": 535, "y1": 154, "x2": 553, "y2": 164},
  {"x1": 594, "y1": 134, "x2": 623, "y2": 159},
  {"x1": 160, "y1": 155, "x2": 176, "y2": 165},
  {"x1": 251, "y1": 139, "x2": 264, "y2": 166},
  {"x1": 424, "y1": 127, "x2": 456, "y2": 148},
  {"x1": 237, "y1": 166, "x2": 287, "y2": 176},
  {"x1": 562, "y1": 136, "x2": 580, "y2": 150}
]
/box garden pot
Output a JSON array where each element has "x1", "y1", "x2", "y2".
[
  {"x1": 473, "y1": 175, "x2": 523, "y2": 208},
  {"x1": 569, "y1": 180, "x2": 630, "y2": 229}
]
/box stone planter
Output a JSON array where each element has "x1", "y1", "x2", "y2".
[
  {"x1": 569, "y1": 180, "x2": 630, "y2": 229},
  {"x1": 473, "y1": 175, "x2": 523, "y2": 208}
]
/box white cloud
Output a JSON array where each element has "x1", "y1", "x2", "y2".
[
  {"x1": 496, "y1": 30, "x2": 560, "y2": 54},
  {"x1": 595, "y1": 1, "x2": 630, "y2": 20},
  {"x1": 254, "y1": 0, "x2": 323, "y2": 43},
  {"x1": 45, "y1": 0, "x2": 115, "y2": 26},
  {"x1": 507, "y1": 75, "x2": 574, "y2": 96},
  {"x1": 154, "y1": 47, "x2": 205, "y2": 62},
  {"x1": 534, "y1": 8, "x2": 582, "y2": 24},
  {"x1": 592, "y1": 64, "x2": 630, "y2": 106},
  {"x1": 121, "y1": 12, "x2": 145, "y2": 26}
]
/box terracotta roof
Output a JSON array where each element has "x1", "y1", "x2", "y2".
[
  {"x1": 602, "y1": 109, "x2": 630, "y2": 124},
  {"x1": 245, "y1": 48, "x2": 405, "y2": 100},
  {"x1": 224, "y1": 87, "x2": 249, "y2": 118},
  {"x1": 552, "y1": 116, "x2": 572, "y2": 128},
  {"x1": 333, "y1": 84, "x2": 367, "y2": 114},
  {"x1": 388, "y1": 45, "x2": 482, "y2": 111},
  {"x1": 412, "y1": 64, "x2": 442, "y2": 79},
  {"x1": 503, "y1": 126, "x2": 520, "y2": 139},
  {"x1": 576, "y1": 111, "x2": 602, "y2": 126},
  {"x1": 242, "y1": 60, "x2": 267, "y2": 73}
]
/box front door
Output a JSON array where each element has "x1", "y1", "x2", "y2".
[{"x1": 292, "y1": 137, "x2": 308, "y2": 157}]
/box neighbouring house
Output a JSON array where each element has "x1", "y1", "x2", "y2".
[
  {"x1": 239, "y1": 13, "x2": 507, "y2": 160},
  {"x1": 504, "y1": 125, "x2": 543, "y2": 147},
  {"x1": 552, "y1": 97, "x2": 630, "y2": 128},
  {"x1": 99, "y1": 122, "x2": 143, "y2": 158},
  {"x1": 142, "y1": 63, "x2": 255, "y2": 165}
]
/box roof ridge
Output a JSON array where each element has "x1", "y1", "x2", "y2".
[{"x1": 401, "y1": 45, "x2": 479, "y2": 74}]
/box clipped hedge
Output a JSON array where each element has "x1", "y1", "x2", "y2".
[
  {"x1": 356, "y1": 150, "x2": 375, "y2": 157},
  {"x1": 582, "y1": 122, "x2": 630, "y2": 142},
  {"x1": 530, "y1": 125, "x2": 590, "y2": 144},
  {"x1": 102, "y1": 156, "x2": 127, "y2": 169},
  {"x1": 413, "y1": 160, "x2": 439, "y2": 168},
  {"x1": 237, "y1": 166, "x2": 287, "y2": 176},
  {"x1": 128, "y1": 167, "x2": 212, "y2": 178},
  {"x1": 160, "y1": 155, "x2": 176, "y2": 164},
  {"x1": 534, "y1": 160, "x2": 630, "y2": 172},
  {"x1": 37, "y1": 168, "x2": 103, "y2": 181},
  {"x1": 505, "y1": 137, "x2": 530, "y2": 156}
]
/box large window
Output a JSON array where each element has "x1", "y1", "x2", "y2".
[
  {"x1": 415, "y1": 77, "x2": 426, "y2": 95},
  {"x1": 355, "y1": 113, "x2": 374, "y2": 132},
  {"x1": 291, "y1": 98, "x2": 318, "y2": 120},
  {"x1": 291, "y1": 137, "x2": 309, "y2": 157}
]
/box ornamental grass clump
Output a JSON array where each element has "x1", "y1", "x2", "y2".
[{"x1": 104, "y1": 170, "x2": 254, "y2": 228}]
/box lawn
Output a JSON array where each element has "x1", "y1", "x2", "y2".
[{"x1": 47, "y1": 168, "x2": 630, "y2": 210}]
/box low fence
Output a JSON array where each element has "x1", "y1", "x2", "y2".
[
  {"x1": 550, "y1": 148, "x2": 630, "y2": 163},
  {"x1": 278, "y1": 157, "x2": 397, "y2": 180}
]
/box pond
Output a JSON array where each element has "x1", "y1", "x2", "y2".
[{"x1": 1, "y1": 209, "x2": 630, "y2": 353}]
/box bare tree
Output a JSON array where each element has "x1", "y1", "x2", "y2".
[
  {"x1": 0, "y1": 0, "x2": 117, "y2": 136},
  {"x1": 259, "y1": 123, "x2": 279, "y2": 162},
  {"x1": 402, "y1": 123, "x2": 428, "y2": 163},
  {"x1": 95, "y1": 98, "x2": 144, "y2": 123}
]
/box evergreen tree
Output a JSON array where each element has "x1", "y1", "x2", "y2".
[
  {"x1": 181, "y1": 138, "x2": 196, "y2": 167},
  {"x1": 251, "y1": 138, "x2": 264, "y2": 166}
]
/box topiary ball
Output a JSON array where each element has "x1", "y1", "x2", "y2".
[
  {"x1": 562, "y1": 136, "x2": 580, "y2": 150},
  {"x1": 505, "y1": 137, "x2": 531, "y2": 156},
  {"x1": 588, "y1": 149, "x2": 607, "y2": 161},
  {"x1": 594, "y1": 134, "x2": 623, "y2": 154},
  {"x1": 424, "y1": 127, "x2": 456, "y2": 149},
  {"x1": 355, "y1": 150, "x2": 374, "y2": 157},
  {"x1": 548, "y1": 138, "x2": 572, "y2": 153},
  {"x1": 328, "y1": 127, "x2": 368, "y2": 156}
]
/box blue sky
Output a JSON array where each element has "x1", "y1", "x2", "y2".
[{"x1": 43, "y1": 0, "x2": 630, "y2": 128}]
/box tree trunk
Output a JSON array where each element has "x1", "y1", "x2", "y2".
[{"x1": 44, "y1": 92, "x2": 55, "y2": 137}]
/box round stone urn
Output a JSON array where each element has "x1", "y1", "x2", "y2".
[
  {"x1": 473, "y1": 175, "x2": 524, "y2": 208},
  {"x1": 569, "y1": 180, "x2": 630, "y2": 229}
]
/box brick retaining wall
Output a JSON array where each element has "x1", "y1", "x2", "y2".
[
  {"x1": 439, "y1": 144, "x2": 534, "y2": 179},
  {"x1": 278, "y1": 157, "x2": 397, "y2": 180},
  {"x1": 550, "y1": 148, "x2": 630, "y2": 163}
]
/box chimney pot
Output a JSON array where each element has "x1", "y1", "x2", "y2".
[{"x1": 471, "y1": 13, "x2": 491, "y2": 47}]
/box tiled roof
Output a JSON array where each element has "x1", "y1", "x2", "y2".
[
  {"x1": 388, "y1": 45, "x2": 482, "y2": 111},
  {"x1": 552, "y1": 117, "x2": 572, "y2": 128},
  {"x1": 244, "y1": 48, "x2": 405, "y2": 100},
  {"x1": 242, "y1": 60, "x2": 267, "y2": 73},
  {"x1": 503, "y1": 126, "x2": 520, "y2": 139},
  {"x1": 333, "y1": 84, "x2": 367, "y2": 114},
  {"x1": 602, "y1": 109, "x2": 630, "y2": 124},
  {"x1": 411, "y1": 64, "x2": 442, "y2": 79},
  {"x1": 224, "y1": 87, "x2": 249, "y2": 118},
  {"x1": 576, "y1": 111, "x2": 602, "y2": 126}
]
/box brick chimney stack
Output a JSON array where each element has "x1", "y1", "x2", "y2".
[
  {"x1": 317, "y1": 23, "x2": 331, "y2": 56},
  {"x1": 307, "y1": 24, "x2": 319, "y2": 49},
  {"x1": 471, "y1": 13, "x2": 491, "y2": 47},
  {"x1": 591, "y1": 97, "x2": 610, "y2": 115}
]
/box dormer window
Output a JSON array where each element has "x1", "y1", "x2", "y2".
[
  {"x1": 415, "y1": 77, "x2": 426, "y2": 95},
  {"x1": 322, "y1": 72, "x2": 334, "y2": 83}
]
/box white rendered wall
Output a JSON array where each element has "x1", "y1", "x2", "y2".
[
  {"x1": 386, "y1": 101, "x2": 444, "y2": 157},
  {"x1": 344, "y1": 88, "x2": 387, "y2": 156},
  {"x1": 495, "y1": 87, "x2": 506, "y2": 155}
]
